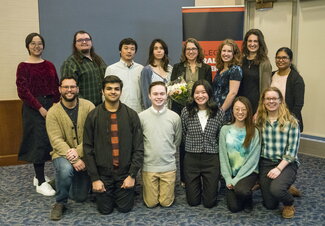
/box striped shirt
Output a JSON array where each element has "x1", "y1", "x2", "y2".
[
  {"x1": 61, "y1": 54, "x2": 106, "y2": 106},
  {"x1": 261, "y1": 119, "x2": 300, "y2": 164},
  {"x1": 181, "y1": 107, "x2": 224, "y2": 154}
]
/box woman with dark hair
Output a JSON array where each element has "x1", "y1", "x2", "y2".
[
  {"x1": 219, "y1": 96, "x2": 260, "y2": 213},
  {"x1": 271, "y1": 47, "x2": 305, "y2": 132},
  {"x1": 181, "y1": 80, "x2": 224, "y2": 208},
  {"x1": 213, "y1": 39, "x2": 242, "y2": 122},
  {"x1": 238, "y1": 29, "x2": 272, "y2": 118},
  {"x1": 256, "y1": 87, "x2": 300, "y2": 219},
  {"x1": 140, "y1": 39, "x2": 173, "y2": 109},
  {"x1": 16, "y1": 32, "x2": 60, "y2": 196},
  {"x1": 171, "y1": 38, "x2": 212, "y2": 186}
]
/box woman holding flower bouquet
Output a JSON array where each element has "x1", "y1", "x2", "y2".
[
  {"x1": 181, "y1": 80, "x2": 224, "y2": 208},
  {"x1": 213, "y1": 39, "x2": 242, "y2": 122},
  {"x1": 140, "y1": 39, "x2": 173, "y2": 109},
  {"x1": 171, "y1": 38, "x2": 212, "y2": 185}
]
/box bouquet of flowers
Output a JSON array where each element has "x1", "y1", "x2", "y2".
[{"x1": 167, "y1": 76, "x2": 192, "y2": 106}]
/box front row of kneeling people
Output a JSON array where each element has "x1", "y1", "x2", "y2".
[{"x1": 46, "y1": 75, "x2": 300, "y2": 220}]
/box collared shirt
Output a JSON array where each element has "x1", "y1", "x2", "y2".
[
  {"x1": 105, "y1": 59, "x2": 144, "y2": 113},
  {"x1": 184, "y1": 62, "x2": 202, "y2": 83},
  {"x1": 150, "y1": 106, "x2": 167, "y2": 114},
  {"x1": 261, "y1": 119, "x2": 300, "y2": 164},
  {"x1": 61, "y1": 54, "x2": 107, "y2": 106}
]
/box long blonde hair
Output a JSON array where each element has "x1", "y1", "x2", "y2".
[{"x1": 256, "y1": 87, "x2": 298, "y2": 130}]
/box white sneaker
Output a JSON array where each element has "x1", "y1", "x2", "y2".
[
  {"x1": 36, "y1": 182, "x2": 56, "y2": 196},
  {"x1": 33, "y1": 176, "x2": 50, "y2": 186}
]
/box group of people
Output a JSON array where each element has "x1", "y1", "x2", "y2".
[{"x1": 15, "y1": 28, "x2": 304, "y2": 221}]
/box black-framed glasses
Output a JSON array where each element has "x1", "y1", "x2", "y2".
[
  {"x1": 61, "y1": 85, "x2": 77, "y2": 90},
  {"x1": 186, "y1": 48, "x2": 198, "y2": 52},
  {"x1": 76, "y1": 38, "x2": 91, "y2": 43}
]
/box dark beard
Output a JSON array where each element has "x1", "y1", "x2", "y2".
[
  {"x1": 62, "y1": 94, "x2": 78, "y2": 102},
  {"x1": 81, "y1": 49, "x2": 90, "y2": 54}
]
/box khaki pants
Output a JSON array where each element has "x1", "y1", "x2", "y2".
[{"x1": 142, "y1": 170, "x2": 176, "y2": 207}]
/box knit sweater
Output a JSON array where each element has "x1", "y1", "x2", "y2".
[
  {"x1": 46, "y1": 98, "x2": 95, "y2": 161},
  {"x1": 139, "y1": 107, "x2": 182, "y2": 172},
  {"x1": 219, "y1": 124, "x2": 261, "y2": 186}
]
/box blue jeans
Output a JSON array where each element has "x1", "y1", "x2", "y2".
[{"x1": 53, "y1": 157, "x2": 90, "y2": 204}]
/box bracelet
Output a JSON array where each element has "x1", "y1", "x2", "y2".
[{"x1": 276, "y1": 166, "x2": 282, "y2": 172}]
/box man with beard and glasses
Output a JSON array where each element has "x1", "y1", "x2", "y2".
[
  {"x1": 61, "y1": 30, "x2": 107, "y2": 106},
  {"x1": 83, "y1": 75, "x2": 144, "y2": 214},
  {"x1": 46, "y1": 76, "x2": 95, "y2": 221}
]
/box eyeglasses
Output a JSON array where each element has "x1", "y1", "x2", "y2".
[
  {"x1": 264, "y1": 97, "x2": 279, "y2": 102},
  {"x1": 275, "y1": 56, "x2": 289, "y2": 61},
  {"x1": 186, "y1": 48, "x2": 198, "y2": 52},
  {"x1": 76, "y1": 38, "x2": 91, "y2": 43},
  {"x1": 61, "y1": 85, "x2": 77, "y2": 90}
]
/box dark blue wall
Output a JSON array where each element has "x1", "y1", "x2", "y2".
[{"x1": 38, "y1": 0, "x2": 194, "y2": 75}]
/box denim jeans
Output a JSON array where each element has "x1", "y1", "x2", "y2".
[{"x1": 53, "y1": 157, "x2": 90, "y2": 204}]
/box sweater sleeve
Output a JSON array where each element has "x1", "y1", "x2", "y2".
[
  {"x1": 16, "y1": 63, "x2": 42, "y2": 110},
  {"x1": 291, "y1": 72, "x2": 305, "y2": 119},
  {"x1": 83, "y1": 111, "x2": 100, "y2": 182},
  {"x1": 259, "y1": 59, "x2": 272, "y2": 93},
  {"x1": 46, "y1": 105, "x2": 71, "y2": 157},
  {"x1": 128, "y1": 111, "x2": 144, "y2": 177},
  {"x1": 231, "y1": 128, "x2": 261, "y2": 186},
  {"x1": 174, "y1": 115, "x2": 182, "y2": 147},
  {"x1": 219, "y1": 126, "x2": 233, "y2": 186},
  {"x1": 140, "y1": 66, "x2": 152, "y2": 109},
  {"x1": 204, "y1": 64, "x2": 212, "y2": 84}
]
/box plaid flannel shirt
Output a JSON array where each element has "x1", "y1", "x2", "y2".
[{"x1": 261, "y1": 120, "x2": 300, "y2": 164}]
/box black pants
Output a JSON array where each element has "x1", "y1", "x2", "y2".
[
  {"x1": 95, "y1": 174, "x2": 135, "y2": 215},
  {"x1": 226, "y1": 173, "x2": 258, "y2": 213},
  {"x1": 184, "y1": 152, "x2": 220, "y2": 208},
  {"x1": 259, "y1": 158, "x2": 298, "y2": 209}
]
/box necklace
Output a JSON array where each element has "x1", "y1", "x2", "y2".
[{"x1": 248, "y1": 60, "x2": 254, "y2": 69}]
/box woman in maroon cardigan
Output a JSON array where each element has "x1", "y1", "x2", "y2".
[{"x1": 16, "y1": 33, "x2": 60, "y2": 196}]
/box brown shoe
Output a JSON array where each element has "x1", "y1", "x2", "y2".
[
  {"x1": 50, "y1": 203, "x2": 66, "y2": 221},
  {"x1": 282, "y1": 205, "x2": 295, "y2": 219},
  {"x1": 289, "y1": 185, "x2": 301, "y2": 197}
]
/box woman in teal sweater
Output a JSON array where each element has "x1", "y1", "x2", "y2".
[{"x1": 219, "y1": 96, "x2": 261, "y2": 213}]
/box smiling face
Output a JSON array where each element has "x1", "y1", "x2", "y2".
[
  {"x1": 233, "y1": 100, "x2": 247, "y2": 123},
  {"x1": 185, "y1": 42, "x2": 199, "y2": 62},
  {"x1": 247, "y1": 34, "x2": 259, "y2": 54},
  {"x1": 28, "y1": 36, "x2": 43, "y2": 57},
  {"x1": 75, "y1": 33, "x2": 92, "y2": 54},
  {"x1": 120, "y1": 44, "x2": 136, "y2": 62},
  {"x1": 153, "y1": 42, "x2": 165, "y2": 60},
  {"x1": 59, "y1": 79, "x2": 79, "y2": 102},
  {"x1": 102, "y1": 83, "x2": 122, "y2": 104},
  {"x1": 275, "y1": 50, "x2": 291, "y2": 71},
  {"x1": 221, "y1": 44, "x2": 234, "y2": 63},
  {"x1": 263, "y1": 90, "x2": 281, "y2": 113},
  {"x1": 193, "y1": 85, "x2": 209, "y2": 109},
  {"x1": 149, "y1": 84, "x2": 167, "y2": 110}
]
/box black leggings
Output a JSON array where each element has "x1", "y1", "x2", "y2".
[{"x1": 34, "y1": 163, "x2": 45, "y2": 185}]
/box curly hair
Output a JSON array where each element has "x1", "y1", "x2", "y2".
[
  {"x1": 180, "y1": 38, "x2": 205, "y2": 63},
  {"x1": 256, "y1": 87, "x2": 298, "y2": 130},
  {"x1": 215, "y1": 39, "x2": 241, "y2": 71},
  {"x1": 242, "y1": 29, "x2": 269, "y2": 65}
]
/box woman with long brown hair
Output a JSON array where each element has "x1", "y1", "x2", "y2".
[{"x1": 219, "y1": 96, "x2": 260, "y2": 213}]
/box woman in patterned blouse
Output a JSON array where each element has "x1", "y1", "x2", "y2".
[
  {"x1": 213, "y1": 39, "x2": 242, "y2": 122},
  {"x1": 256, "y1": 87, "x2": 300, "y2": 219},
  {"x1": 181, "y1": 80, "x2": 224, "y2": 208}
]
